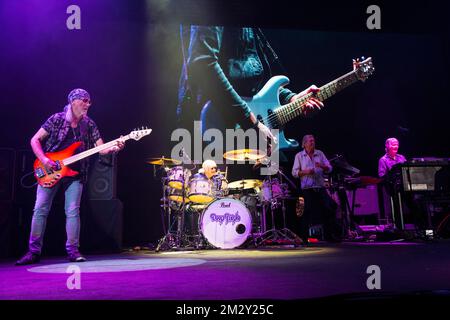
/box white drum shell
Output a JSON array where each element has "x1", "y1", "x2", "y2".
[{"x1": 199, "y1": 198, "x2": 252, "y2": 249}]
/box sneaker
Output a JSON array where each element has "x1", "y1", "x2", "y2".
[
  {"x1": 15, "y1": 252, "x2": 40, "y2": 266},
  {"x1": 68, "y1": 252, "x2": 87, "y2": 262}
]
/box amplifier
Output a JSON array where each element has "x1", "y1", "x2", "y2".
[{"x1": 346, "y1": 185, "x2": 380, "y2": 216}]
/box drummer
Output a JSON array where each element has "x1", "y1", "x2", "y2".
[
  {"x1": 199, "y1": 159, "x2": 229, "y2": 198},
  {"x1": 199, "y1": 159, "x2": 219, "y2": 179}
]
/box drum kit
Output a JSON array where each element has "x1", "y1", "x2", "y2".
[{"x1": 149, "y1": 149, "x2": 302, "y2": 251}]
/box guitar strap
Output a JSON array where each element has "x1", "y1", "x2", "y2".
[{"x1": 79, "y1": 117, "x2": 88, "y2": 144}]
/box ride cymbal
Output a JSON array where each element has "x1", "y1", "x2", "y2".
[{"x1": 223, "y1": 149, "x2": 266, "y2": 161}]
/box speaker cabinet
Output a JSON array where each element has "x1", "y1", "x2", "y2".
[
  {"x1": 87, "y1": 154, "x2": 117, "y2": 200},
  {"x1": 0, "y1": 149, "x2": 16, "y2": 201},
  {"x1": 0, "y1": 201, "x2": 15, "y2": 258},
  {"x1": 14, "y1": 149, "x2": 36, "y2": 204},
  {"x1": 347, "y1": 185, "x2": 380, "y2": 216},
  {"x1": 81, "y1": 199, "x2": 123, "y2": 253}
]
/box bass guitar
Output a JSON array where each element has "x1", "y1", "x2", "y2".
[{"x1": 34, "y1": 128, "x2": 152, "y2": 188}]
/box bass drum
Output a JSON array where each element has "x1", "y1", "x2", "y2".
[{"x1": 199, "y1": 198, "x2": 252, "y2": 249}]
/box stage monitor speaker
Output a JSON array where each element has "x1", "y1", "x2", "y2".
[
  {"x1": 0, "y1": 149, "x2": 16, "y2": 201},
  {"x1": 81, "y1": 199, "x2": 123, "y2": 253},
  {"x1": 87, "y1": 154, "x2": 117, "y2": 200},
  {"x1": 347, "y1": 185, "x2": 380, "y2": 216}
]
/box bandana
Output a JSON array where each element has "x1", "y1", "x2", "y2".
[{"x1": 67, "y1": 88, "x2": 90, "y2": 103}]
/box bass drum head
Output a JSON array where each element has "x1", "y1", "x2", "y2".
[{"x1": 199, "y1": 198, "x2": 252, "y2": 249}]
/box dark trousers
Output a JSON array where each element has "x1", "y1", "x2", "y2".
[{"x1": 300, "y1": 188, "x2": 341, "y2": 241}]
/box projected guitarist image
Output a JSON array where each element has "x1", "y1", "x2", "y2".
[
  {"x1": 15, "y1": 88, "x2": 143, "y2": 265},
  {"x1": 177, "y1": 26, "x2": 374, "y2": 150}
]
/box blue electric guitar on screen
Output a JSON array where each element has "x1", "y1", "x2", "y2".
[{"x1": 202, "y1": 57, "x2": 374, "y2": 151}]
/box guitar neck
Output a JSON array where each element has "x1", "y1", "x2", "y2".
[
  {"x1": 274, "y1": 69, "x2": 360, "y2": 127},
  {"x1": 63, "y1": 135, "x2": 130, "y2": 166}
]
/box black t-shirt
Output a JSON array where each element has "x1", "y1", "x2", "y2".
[{"x1": 58, "y1": 126, "x2": 82, "y2": 174}]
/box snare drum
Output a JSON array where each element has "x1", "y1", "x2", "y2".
[
  {"x1": 167, "y1": 166, "x2": 191, "y2": 189},
  {"x1": 199, "y1": 198, "x2": 252, "y2": 249},
  {"x1": 188, "y1": 173, "x2": 214, "y2": 203}
]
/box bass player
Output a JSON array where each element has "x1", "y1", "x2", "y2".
[{"x1": 16, "y1": 88, "x2": 125, "y2": 265}]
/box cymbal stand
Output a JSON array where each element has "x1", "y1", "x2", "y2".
[
  {"x1": 160, "y1": 176, "x2": 168, "y2": 235},
  {"x1": 156, "y1": 174, "x2": 178, "y2": 252},
  {"x1": 155, "y1": 160, "x2": 192, "y2": 251},
  {"x1": 254, "y1": 201, "x2": 297, "y2": 246},
  {"x1": 279, "y1": 198, "x2": 303, "y2": 242},
  {"x1": 277, "y1": 170, "x2": 302, "y2": 242},
  {"x1": 260, "y1": 200, "x2": 267, "y2": 234},
  {"x1": 179, "y1": 150, "x2": 202, "y2": 249},
  {"x1": 255, "y1": 176, "x2": 301, "y2": 247},
  {"x1": 156, "y1": 192, "x2": 190, "y2": 251},
  {"x1": 176, "y1": 174, "x2": 200, "y2": 249}
]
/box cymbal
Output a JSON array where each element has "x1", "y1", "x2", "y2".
[
  {"x1": 228, "y1": 179, "x2": 263, "y2": 190},
  {"x1": 147, "y1": 157, "x2": 181, "y2": 166},
  {"x1": 223, "y1": 149, "x2": 266, "y2": 161}
]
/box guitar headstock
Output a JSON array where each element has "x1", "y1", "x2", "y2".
[
  {"x1": 129, "y1": 127, "x2": 152, "y2": 141},
  {"x1": 353, "y1": 56, "x2": 375, "y2": 82}
]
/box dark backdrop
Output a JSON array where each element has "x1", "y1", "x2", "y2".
[{"x1": 1, "y1": 0, "x2": 449, "y2": 248}]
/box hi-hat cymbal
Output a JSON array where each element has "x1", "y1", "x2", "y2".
[
  {"x1": 147, "y1": 157, "x2": 181, "y2": 166},
  {"x1": 223, "y1": 149, "x2": 266, "y2": 161},
  {"x1": 228, "y1": 179, "x2": 263, "y2": 190}
]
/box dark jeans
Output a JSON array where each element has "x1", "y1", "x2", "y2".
[{"x1": 300, "y1": 188, "x2": 341, "y2": 241}]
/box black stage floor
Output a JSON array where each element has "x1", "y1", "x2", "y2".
[{"x1": 1, "y1": 240, "x2": 450, "y2": 302}]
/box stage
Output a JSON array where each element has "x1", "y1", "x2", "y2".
[{"x1": 1, "y1": 240, "x2": 450, "y2": 301}]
